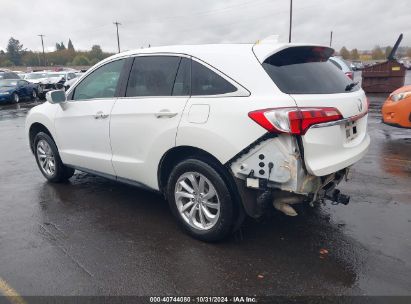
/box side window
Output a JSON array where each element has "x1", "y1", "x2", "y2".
[
  {"x1": 9, "y1": 73, "x2": 19, "y2": 79},
  {"x1": 18, "y1": 80, "x2": 26, "y2": 86},
  {"x1": 126, "y1": 56, "x2": 181, "y2": 97},
  {"x1": 73, "y1": 59, "x2": 125, "y2": 100},
  {"x1": 191, "y1": 60, "x2": 237, "y2": 96},
  {"x1": 172, "y1": 57, "x2": 191, "y2": 96}
]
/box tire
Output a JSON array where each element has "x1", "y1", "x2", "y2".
[
  {"x1": 166, "y1": 158, "x2": 235, "y2": 242},
  {"x1": 33, "y1": 132, "x2": 75, "y2": 183},
  {"x1": 31, "y1": 89, "x2": 38, "y2": 101},
  {"x1": 12, "y1": 92, "x2": 19, "y2": 104}
]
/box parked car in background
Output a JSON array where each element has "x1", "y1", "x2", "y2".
[
  {"x1": 25, "y1": 72, "x2": 65, "y2": 98},
  {"x1": 26, "y1": 42, "x2": 369, "y2": 241},
  {"x1": 0, "y1": 70, "x2": 20, "y2": 80},
  {"x1": 48, "y1": 71, "x2": 79, "y2": 90},
  {"x1": 0, "y1": 79, "x2": 38, "y2": 103},
  {"x1": 329, "y1": 56, "x2": 354, "y2": 80},
  {"x1": 399, "y1": 59, "x2": 411, "y2": 70},
  {"x1": 382, "y1": 85, "x2": 411, "y2": 128},
  {"x1": 351, "y1": 61, "x2": 364, "y2": 71},
  {"x1": 64, "y1": 74, "x2": 82, "y2": 90},
  {"x1": 18, "y1": 73, "x2": 27, "y2": 79}
]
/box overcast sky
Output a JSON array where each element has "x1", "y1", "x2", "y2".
[{"x1": 0, "y1": 0, "x2": 409, "y2": 53}]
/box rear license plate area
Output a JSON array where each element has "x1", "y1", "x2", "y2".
[{"x1": 345, "y1": 121, "x2": 358, "y2": 141}]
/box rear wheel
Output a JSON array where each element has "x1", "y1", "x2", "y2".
[
  {"x1": 166, "y1": 158, "x2": 235, "y2": 242},
  {"x1": 34, "y1": 132, "x2": 74, "y2": 182},
  {"x1": 31, "y1": 89, "x2": 38, "y2": 101}
]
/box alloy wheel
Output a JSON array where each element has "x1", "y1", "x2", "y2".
[
  {"x1": 13, "y1": 93, "x2": 19, "y2": 103},
  {"x1": 36, "y1": 139, "x2": 56, "y2": 177},
  {"x1": 175, "y1": 172, "x2": 220, "y2": 230}
]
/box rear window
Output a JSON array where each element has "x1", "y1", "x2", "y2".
[{"x1": 262, "y1": 47, "x2": 357, "y2": 94}]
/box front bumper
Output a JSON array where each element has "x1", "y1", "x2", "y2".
[{"x1": 0, "y1": 94, "x2": 12, "y2": 103}]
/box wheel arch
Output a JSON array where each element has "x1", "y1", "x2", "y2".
[
  {"x1": 157, "y1": 145, "x2": 245, "y2": 217},
  {"x1": 28, "y1": 122, "x2": 54, "y2": 153}
]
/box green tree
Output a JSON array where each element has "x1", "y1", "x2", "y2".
[
  {"x1": 371, "y1": 46, "x2": 385, "y2": 60},
  {"x1": 89, "y1": 45, "x2": 104, "y2": 61},
  {"x1": 21, "y1": 52, "x2": 41, "y2": 66},
  {"x1": 89, "y1": 58, "x2": 100, "y2": 65},
  {"x1": 0, "y1": 59, "x2": 13, "y2": 67},
  {"x1": 6, "y1": 37, "x2": 24, "y2": 65},
  {"x1": 339, "y1": 47, "x2": 350, "y2": 60},
  {"x1": 68, "y1": 39, "x2": 75, "y2": 51},
  {"x1": 55, "y1": 42, "x2": 66, "y2": 51},
  {"x1": 385, "y1": 46, "x2": 393, "y2": 59},
  {"x1": 72, "y1": 54, "x2": 90, "y2": 66},
  {"x1": 350, "y1": 48, "x2": 360, "y2": 60}
]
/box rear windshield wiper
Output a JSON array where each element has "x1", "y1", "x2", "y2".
[{"x1": 345, "y1": 81, "x2": 359, "y2": 92}]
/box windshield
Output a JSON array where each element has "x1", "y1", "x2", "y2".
[
  {"x1": 48, "y1": 74, "x2": 65, "y2": 78},
  {"x1": 262, "y1": 46, "x2": 358, "y2": 94},
  {"x1": 25, "y1": 73, "x2": 64, "y2": 80},
  {"x1": 0, "y1": 80, "x2": 17, "y2": 86},
  {"x1": 26, "y1": 73, "x2": 48, "y2": 80}
]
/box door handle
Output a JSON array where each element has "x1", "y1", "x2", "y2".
[
  {"x1": 154, "y1": 110, "x2": 178, "y2": 118},
  {"x1": 94, "y1": 111, "x2": 109, "y2": 119}
]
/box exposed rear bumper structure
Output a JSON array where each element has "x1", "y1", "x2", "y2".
[{"x1": 229, "y1": 135, "x2": 354, "y2": 218}]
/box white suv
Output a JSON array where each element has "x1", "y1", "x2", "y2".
[{"x1": 26, "y1": 42, "x2": 370, "y2": 241}]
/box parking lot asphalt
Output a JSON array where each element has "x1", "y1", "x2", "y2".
[{"x1": 0, "y1": 72, "x2": 410, "y2": 297}]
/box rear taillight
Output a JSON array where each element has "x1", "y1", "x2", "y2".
[
  {"x1": 248, "y1": 107, "x2": 343, "y2": 135},
  {"x1": 345, "y1": 71, "x2": 354, "y2": 80}
]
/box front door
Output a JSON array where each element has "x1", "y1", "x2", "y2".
[
  {"x1": 110, "y1": 55, "x2": 191, "y2": 189},
  {"x1": 54, "y1": 59, "x2": 126, "y2": 176}
]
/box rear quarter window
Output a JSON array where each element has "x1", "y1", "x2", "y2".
[
  {"x1": 191, "y1": 60, "x2": 237, "y2": 96},
  {"x1": 262, "y1": 47, "x2": 357, "y2": 94}
]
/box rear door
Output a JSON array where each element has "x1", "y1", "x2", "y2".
[
  {"x1": 258, "y1": 46, "x2": 370, "y2": 176},
  {"x1": 110, "y1": 55, "x2": 190, "y2": 189}
]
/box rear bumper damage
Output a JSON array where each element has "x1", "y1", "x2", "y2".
[{"x1": 228, "y1": 135, "x2": 351, "y2": 218}]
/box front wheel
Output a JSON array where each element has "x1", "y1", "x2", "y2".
[
  {"x1": 34, "y1": 132, "x2": 75, "y2": 183},
  {"x1": 12, "y1": 92, "x2": 19, "y2": 103},
  {"x1": 166, "y1": 158, "x2": 235, "y2": 242}
]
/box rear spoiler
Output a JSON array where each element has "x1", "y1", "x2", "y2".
[{"x1": 253, "y1": 42, "x2": 334, "y2": 63}]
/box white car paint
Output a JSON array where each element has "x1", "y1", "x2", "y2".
[{"x1": 26, "y1": 42, "x2": 370, "y2": 198}]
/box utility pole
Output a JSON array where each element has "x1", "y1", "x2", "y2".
[
  {"x1": 38, "y1": 34, "x2": 46, "y2": 66},
  {"x1": 330, "y1": 30, "x2": 333, "y2": 47},
  {"x1": 288, "y1": 0, "x2": 293, "y2": 43},
  {"x1": 113, "y1": 21, "x2": 121, "y2": 53}
]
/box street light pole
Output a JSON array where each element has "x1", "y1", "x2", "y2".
[
  {"x1": 288, "y1": 0, "x2": 293, "y2": 43},
  {"x1": 38, "y1": 34, "x2": 46, "y2": 66},
  {"x1": 113, "y1": 21, "x2": 121, "y2": 53}
]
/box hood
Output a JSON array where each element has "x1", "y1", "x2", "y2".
[
  {"x1": 391, "y1": 85, "x2": 411, "y2": 95},
  {"x1": 27, "y1": 76, "x2": 63, "y2": 84},
  {"x1": 0, "y1": 86, "x2": 15, "y2": 92}
]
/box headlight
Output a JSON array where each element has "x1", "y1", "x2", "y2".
[
  {"x1": 0, "y1": 91, "x2": 10, "y2": 95},
  {"x1": 390, "y1": 91, "x2": 411, "y2": 102}
]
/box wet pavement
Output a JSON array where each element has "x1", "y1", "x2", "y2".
[{"x1": 0, "y1": 73, "x2": 410, "y2": 297}]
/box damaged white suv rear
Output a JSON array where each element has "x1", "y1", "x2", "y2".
[{"x1": 26, "y1": 41, "x2": 370, "y2": 241}]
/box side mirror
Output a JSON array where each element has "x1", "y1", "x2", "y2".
[{"x1": 46, "y1": 90, "x2": 66, "y2": 104}]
